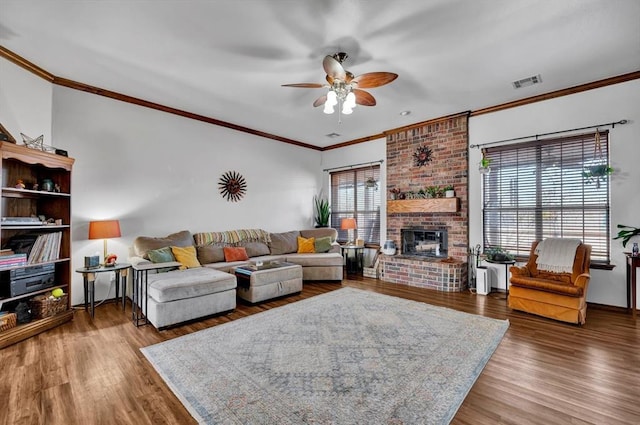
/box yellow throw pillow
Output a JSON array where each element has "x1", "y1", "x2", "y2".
[
  {"x1": 297, "y1": 236, "x2": 315, "y2": 253},
  {"x1": 171, "y1": 245, "x2": 201, "y2": 269}
]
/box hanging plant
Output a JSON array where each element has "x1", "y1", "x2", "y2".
[
  {"x1": 479, "y1": 149, "x2": 492, "y2": 175},
  {"x1": 583, "y1": 130, "x2": 613, "y2": 188}
]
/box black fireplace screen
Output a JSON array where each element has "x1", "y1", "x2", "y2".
[{"x1": 401, "y1": 228, "x2": 448, "y2": 258}]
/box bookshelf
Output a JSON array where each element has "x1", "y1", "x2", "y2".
[{"x1": 0, "y1": 142, "x2": 75, "y2": 349}]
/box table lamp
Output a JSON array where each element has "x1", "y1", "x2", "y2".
[
  {"x1": 341, "y1": 218, "x2": 357, "y2": 246},
  {"x1": 88, "y1": 220, "x2": 121, "y2": 264}
]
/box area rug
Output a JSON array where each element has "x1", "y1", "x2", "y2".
[{"x1": 141, "y1": 287, "x2": 509, "y2": 424}]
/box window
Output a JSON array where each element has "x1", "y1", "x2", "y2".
[
  {"x1": 330, "y1": 166, "x2": 381, "y2": 244},
  {"x1": 483, "y1": 131, "x2": 610, "y2": 264}
]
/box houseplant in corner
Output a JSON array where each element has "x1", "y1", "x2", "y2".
[
  {"x1": 484, "y1": 246, "x2": 514, "y2": 262},
  {"x1": 313, "y1": 193, "x2": 330, "y2": 228},
  {"x1": 613, "y1": 224, "x2": 640, "y2": 248}
]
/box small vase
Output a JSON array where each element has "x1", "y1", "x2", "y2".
[
  {"x1": 633, "y1": 242, "x2": 639, "y2": 257},
  {"x1": 445, "y1": 190, "x2": 455, "y2": 198}
]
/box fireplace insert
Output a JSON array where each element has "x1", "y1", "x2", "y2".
[{"x1": 401, "y1": 228, "x2": 448, "y2": 258}]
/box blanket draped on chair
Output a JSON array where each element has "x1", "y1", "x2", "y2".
[{"x1": 534, "y1": 238, "x2": 581, "y2": 273}]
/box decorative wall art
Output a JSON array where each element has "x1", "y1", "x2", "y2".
[
  {"x1": 218, "y1": 171, "x2": 247, "y2": 202},
  {"x1": 413, "y1": 145, "x2": 433, "y2": 167}
]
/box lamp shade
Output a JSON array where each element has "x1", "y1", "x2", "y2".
[
  {"x1": 340, "y1": 218, "x2": 357, "y2": 230},
  {"x1": 88, "y1": 220, "x2": 121, "y2": 240}
]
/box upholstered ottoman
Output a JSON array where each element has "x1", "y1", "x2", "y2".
[
  {"x1": 144, "y1": 267, "x2": 237, "y2": 329},
  {"x1": 233, "y1": 262, "x2": 303, "y2": 303}
]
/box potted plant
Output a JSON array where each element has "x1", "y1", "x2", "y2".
[
  {"x1": 444, "y1": 185, "x2": 455, "y2": 198},
  {"x1": 313, "y1": 193, "x2": 330, "y2": 227},
  {"x1": 484, "y1": 246, "x2": 514, "y2": 262},
  {"x1": 426, "y1": 186, "x2": 439, "y2": 198},
  {"x1": 613, "y1": 224, "x2": 640, "y2": 248}
]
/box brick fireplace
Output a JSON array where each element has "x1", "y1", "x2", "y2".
[{"x1": 381, "y1": 113, "x2": 469, "y2": 291}]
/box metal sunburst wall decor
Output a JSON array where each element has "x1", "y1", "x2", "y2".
[
  {"x1": 413, "y1": 145, "x2": 433, "y2": 167},
  {"x1": 218, "y1": 171, "x2": 247, "y2": 202}
]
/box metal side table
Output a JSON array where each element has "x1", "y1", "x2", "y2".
[
  {"x1": 131, "y1": 261, "x2": 181, "y2": 327},
  {"x1": 75, "y1": 263, "x2": 131, "y2": 318}
]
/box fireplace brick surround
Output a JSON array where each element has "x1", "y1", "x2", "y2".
[{"x1": 381, "y1": 113, "x2": 469, "y2": 291}]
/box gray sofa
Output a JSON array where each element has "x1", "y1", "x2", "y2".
[{"x1": 129, "y1": 228, "x2": 343, "y2": 329}]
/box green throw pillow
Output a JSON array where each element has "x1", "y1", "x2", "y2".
[
  {"x1": 147, "y1": 246, "x2": 176, "y2": 273},
  {"x1": 314, "y1": 236, "x2": 332, "y2": 253}
]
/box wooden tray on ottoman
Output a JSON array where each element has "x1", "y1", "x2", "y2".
[{"x1": 30, "y1": 294, "x2": 69, "y2": 320}]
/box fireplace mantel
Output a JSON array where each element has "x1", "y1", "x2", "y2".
[{"x1": 387, "y1": 198, "x2": 459, "y2": 213}]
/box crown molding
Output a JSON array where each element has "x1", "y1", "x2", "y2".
[{"x1": 2, "y1": 46, "x2": 638, "y2": 151}]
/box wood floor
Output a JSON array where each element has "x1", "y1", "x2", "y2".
[{"x1": 1, "y1": 277, "x2": 638, "y2": 425}]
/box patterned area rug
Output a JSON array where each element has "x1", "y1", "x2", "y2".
[{"x1": 141, "y1": 287, "x2": 509, "y2": 424}]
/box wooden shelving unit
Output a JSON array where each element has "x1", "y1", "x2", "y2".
[
  {"x1": 387, "y1": 198, "x2": 460, "y2": 213},
  {"x1": 0, "y1": 142, "x2": 75, "y2": 349}
]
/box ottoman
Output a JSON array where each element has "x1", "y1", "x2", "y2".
[{"x1": 234, "y1": 262, "x2": 303, "y2": 303}]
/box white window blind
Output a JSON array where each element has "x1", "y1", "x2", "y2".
[
  {"x1": 483, "y1": 130, "x2": 610, "y2": 263},
  {"x1": 330, "y1": 166, "x2": 381, "y2": 244}
]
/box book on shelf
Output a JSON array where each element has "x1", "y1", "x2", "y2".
[
  {"x1": 27, "y1": 232, "x2": 62, "y2": 264},
  {"x1": 0, "y1": 253, "x2": 28, "y2": 268}
]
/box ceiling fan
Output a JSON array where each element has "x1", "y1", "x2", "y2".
[{"x1": 282, "y1": 52, "x2": 398, "y2": 117}]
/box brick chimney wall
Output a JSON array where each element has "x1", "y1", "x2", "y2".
[{"x1": 386, "y1": 113, "x2": 469, "y2": 260}]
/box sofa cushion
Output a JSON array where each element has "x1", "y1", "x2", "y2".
[
  {"x1": 134, "y1": 230, "x2": 194, "y2": 259},
  {"x1": 297, "y1": 236, "x2": 315, "y2": 253},
  {"x1": 300, "y1": 228, "x2": 338, "y2": 243},
  {"x1": 224, "y1": 246, "x2": 249, "y2": 262},
  {"x1": 197, "y1": 245, "x2": 225, "y2": 264},
  {"x1": 147, "y1": 268, "x2": 236, "y2": 303},
  {"x1": 147, "y1": 247, "x2": 177, "y2": 273},
  {"x1": 314, "y1": 236, "x2": 333, "y2": 253},
  {"x1": 269, "y1": 230, "x2": 300, "y2": 255},
  {"x1": 243, "y1": 241, "x2": 271, "y2": 257},
  {"x1": 285, "y1": 252, "x2": 343, "y2": 267},
  {"x1": 171, "y1": 246, "x2": 201, "y2": 269}
]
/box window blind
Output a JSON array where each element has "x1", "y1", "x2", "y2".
[
  {"x1": 330, "y1": 166, "x2": 381, "y2": 244},
  {"x1": 483, "y1": 130, "x2": 610, "y2": 263}
]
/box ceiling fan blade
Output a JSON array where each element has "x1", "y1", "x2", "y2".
[
  {"x1": 313, "y1": 95, "x2": 327, "y2": 107},
  {"x1": 353, "y1": 89, "x2": 376, "y2": 106},
  {"x1": 323, "y1": 55, "x2": 346, "y2": 81},
  {"x1": 281, "y1": 83, "x2": 325, "y2": 88},
  {"x1": 352, "y1": 72, "x2": 398, "y2": 89}
]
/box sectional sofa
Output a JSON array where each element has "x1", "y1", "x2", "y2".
[{"x1": 128, "y1": 228, "x2": 343, "y2": 328}]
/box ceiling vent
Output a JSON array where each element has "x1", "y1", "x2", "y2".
[
  {"x1": 512, "y1": 74, "x2": 543, "y2": 89},
  {"x1": 325, "y1": 132, "x2": 341, "y2": 138}
]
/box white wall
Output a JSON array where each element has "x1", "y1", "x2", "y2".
[
  {"x1": 51, "y1": 86, "x2": 322, "y2": 305},
  {"x1": 469, "y1": 80, "x2": 640, "y2": 307},
  {"x1": 0, "y1": 58, "x2": 53, "y2": 146}
]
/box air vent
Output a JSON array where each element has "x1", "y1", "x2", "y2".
[
  {"x1": 512, "y1": 74, "x2": 543, "y2": 89},
  {"x1": 325, "y1": 132, "x2": 341, "y2": 138}
]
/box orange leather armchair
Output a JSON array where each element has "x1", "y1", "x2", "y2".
[{"x1": 509, "y1": 241, "x2": 591, "y2": 324}]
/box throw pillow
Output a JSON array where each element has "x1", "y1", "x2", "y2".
[
  {"x1": 314, "y1": 236, "x2": 333, "y2": 253},
  {"x1": 196, "y1": 245, "x2": 225, "y2": 264},
  {"x1": 269, "y1": 230, "x2": 300, "y2": 255},
  {"x1": 297, "y1": 236, "x2": 316, "y2": 253},
  {"x1": 133, "y1": 230, "x2": 194, "y2": 259},
  {"x1": 243, "y1": 241, "x2": 271, "y2": 257},
  {"x1": 171, "y1": 245, "x2": 201, "y2": 269},
  {"x1": 147, "y1": 246, "x2": 177, "y2": 273},
  {"x1": 223, "y1": 246, "x2": 249, "y2": 262}
]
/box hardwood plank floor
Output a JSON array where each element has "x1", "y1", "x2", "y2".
[{"x1": 1, "y1": 277, "x2": 638, "y2": 425}]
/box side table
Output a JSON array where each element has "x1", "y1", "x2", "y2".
[
  {"x1": 131, "y1": 261, "x2": 181, "y2": 327},
  {"x1": 486, "y1": 259, "x2": 516, "y2": 295},
  {"x1": 626, "y1": 254, "x2": 639, "y2": 319},
  {"x1": 75, "y1": 263, "x2": 131, "y2": 318},
  {"x1": 341, "y1": 245, "x2": 365, "y2": 276}
]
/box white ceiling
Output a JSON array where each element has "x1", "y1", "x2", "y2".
[{"x1": 1, "y1": 0, "x2": 639, "y2": 149}]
